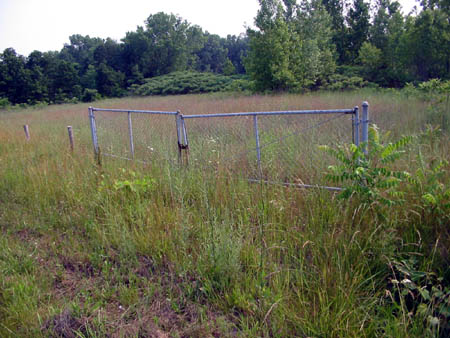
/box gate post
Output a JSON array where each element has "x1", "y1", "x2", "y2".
[
  {"x1": 180, "y1": 115, "x2": 189, "y2": 165},
  {"x1": 127, "y1": 111, "x2": 135, "y2": 158},
  {"x1": 253, "y1": 115, "x2": 262, "y2": 179},
  {"x1": 175, "y1": 110, "x2": 186, "y2": 165},
  {"x1": 362, "y1": 101, "x2": 369, "y2": 155},
  {"x1": 353, "y1": 106, "x2": 360, "y2": 147},
  {"x1": 88, "y1": 106, "x2": 99, "y2": 159}
]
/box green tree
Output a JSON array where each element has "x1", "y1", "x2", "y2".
[
  {"x1": 420, "y1": 0, "x2": 450, "y2": 14},
  {"x1": 122, "y1": 27, "x2": 153, "y2": 78},
  {"x1": 404, "y1": 8, "x2": 450, "y2": 80},
  {"x1": 96, "y1": 62, "x2": 125, "y2": 97},
  {"x1": 365, "y1": 0, "x2": 409, "y2": 85},
  {"x1": 60, "y1": 34, "x2": 103, "y2": 71},
  {"x1": 322, "y1": 0, "x2": 348, "y2": 64},
  {"x1": 26, "y1": 51, "x2": 49, "y2": 103},
  {"x1": 246, "y1": 1, "x2": 296, "y2": 91},
  {"x1": 48, "y1": 59, "x2": 81, "y2": 102},
  {"x1": 0, "y1": 48, "x2": 32, "y2": 104},
  {"x1": 195, "y1": 33, "x2": 228, "y2": 73},
  {"x1": 93, "y1": 38, "x2": 124, "y2": 72},
  {"x1": 126, "y1": 64, "x2": 144, "y2": 86},
  {"x1": 246, "y1": 0, "x2": 336, "y2": 91},
  {"x1": 222, "y1": 58, "x2": 236, "y2": 76},
  {"x1": 370, "y1": 0, "x2": 402, "y2": 51},
  {"x1": 80, "y1": 64, "x2": 97, "y2": 89},
  {"x1": 347, "y1": 0, "x2": 370, "y2": 63},
  {"x1": 225, "y1": 34, "x2": 249, "y2": 74},
  {"x1": 358, "y1": 41, "x2": 383, "y2": 82},
  {"x1": 294, "y1": 0, "x2": 336, "y2": 86},
  {"x1": 144, "y1": 12, "x2": 191, "y2": 76}
]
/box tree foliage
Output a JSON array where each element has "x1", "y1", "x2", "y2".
[
  {"x1": 0, "y1": 3, "x2": 449, "y2": 105},
  {"x1": 246, "y1": 0, "x2": 335, "y2": 91}
]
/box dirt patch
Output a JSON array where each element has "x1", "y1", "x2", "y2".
[
  {"x1": 61, "y1": 256, "x2": 96, "y2": 278},
  {"x1": 15, "y1": 228, "x2": 42, "y2": 241},
  {"x1": 41, "y1": 309, "x2": 88, "y2": 338},
  {"x1": 135, "y1": 255, "x2": 156, "y2": 279}
]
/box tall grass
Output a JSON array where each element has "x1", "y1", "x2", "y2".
[{"x1": 0, "y1": 90, "x2": 448, "y2": 337}]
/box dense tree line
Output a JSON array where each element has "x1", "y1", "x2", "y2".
[
  {"x1": 0, "y1": 0, "x2": 449, "y2": 105},
  {"x1": 0, "y1": 12, "x2": 248, "y2": 105},
  {"x1": 248, "y1": 0, "x2": 449, "y2": 91}
]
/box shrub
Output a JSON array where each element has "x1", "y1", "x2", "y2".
[
  {"x1": 81, "y1": 89, "x2": 101, "y2": 103},
  {"x1": 130, "y1": 71, "x2": 248, "y2": 96},
  {"x1": 402, "y1": 80, "x2": 450, "y2": 131},
  {"x1": 320, "y1": 125, "x2": 413, "y2": 207},
  {"x1": 321, "y1": 125, "x2": 449, "y2": 334},
  {"x1": 0, "y1": 97, "x2": 11, "y2": 109},
  {"x1": 320, "y1": 74, "x2": 373, "y2": 91}
]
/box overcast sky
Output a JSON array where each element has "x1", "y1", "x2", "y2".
[{"x1": 0, "y1": 0, "x2": 420, "y2": 56}]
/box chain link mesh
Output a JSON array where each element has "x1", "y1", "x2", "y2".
[
  {"x1": 184, "y1": 113, "x2": 351, "y2": 185},
  {"x1": 94, "y1": 110, "x2": 178, "y2": 165},
  {"x1": 183, "y1": 116, "x2": 258, "y2": 177},
  {"x1": 256, "y1": 113, "x2": 351, "y2": 185},
  {"x1": 92, "y1": 108, "x2": 354, "y2": 187}
]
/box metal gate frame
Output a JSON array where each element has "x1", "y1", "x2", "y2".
[{"x1": 88, "y1": 102, "x2": 369, "y2": 190}]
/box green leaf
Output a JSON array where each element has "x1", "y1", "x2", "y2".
[
  {"x1": 417, "y1": 303, "x2": 429, "y2": 316},
  {"x1": 419, "y1": 287, "x2": 431, "y2": 301},
  {"x1": 422, "y1": 193, "x2": 437, "y2": 205}
]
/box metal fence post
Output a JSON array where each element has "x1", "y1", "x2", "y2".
[
  {"x1": 175, "y1": 111, "x2": 182, "y2": 164},
  {"x1": 88, "y1": 107, "x2": 99, "y2": 157},
  {"x1": 253, "y1": 115, "x2": 262, "y2": 178},
  {"x1": 353, "y1": 106, "x2": 360, "y2": 146},
  {"x1": 362, "y1": 101, "x2": 369, "y2": 155},
  {"x1": 180, "y1": 115, "x2": 189, "y2": 165},
  {"x1": 127, "y1": 111, "x2": 135, "y2": 158},
  {"x1": 181, "y1": 115, "x2": 189, "y2": 147}
]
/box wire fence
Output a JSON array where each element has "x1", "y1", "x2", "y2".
[
  {"x1": 89, "y1": 103, "x2": 369, "y2": 190},
  {"x1": 90, "y1": 108, "x2": 179, "y2": 165}
]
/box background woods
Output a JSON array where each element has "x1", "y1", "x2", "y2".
[{"x1": 1, "y1": 0, "x2": 449, "y2": 107}]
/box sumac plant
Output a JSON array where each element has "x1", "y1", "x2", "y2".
[{"x1": 320, "y1": 125, "x2": 413, "y2": 206}]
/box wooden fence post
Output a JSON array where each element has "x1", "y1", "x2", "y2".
[
  {"x1": 67, "y1": 126, "x2": 74, "y2": 151},
  {"x1": 23, "y1": 125, "x2": 30, "y2": 141}
]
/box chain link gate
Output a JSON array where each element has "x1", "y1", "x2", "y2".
[{"x1": 88, "y1": 102, "x2": 369, "y2": 190}]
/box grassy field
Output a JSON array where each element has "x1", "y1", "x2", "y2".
[{"x1": 0, "y1": 90, "x2": 448, "y2": 337}]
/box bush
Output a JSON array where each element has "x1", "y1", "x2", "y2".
[
  {"x1": 320, "y1": 125, "x2": 414, "y2": 207},
  {"x1": 321, "y1": 125, "x2": 450, "y2": 334},
  {"x1": 130, "y1": 71, "x2": 248, "y2": 96},
  {"x1": 320, "y1": 74, "x2": 373, "y2": 91},
  {"x1": 336, "y1": 65, "x2": 364, "y2": 78},
  {"x1": 0, "y1": 97, "x2": 11, "y2": 109},
  {"x1": 81, "y1": 89, "x2": 101, "y2": 103},
  {"x1": 401, "y1": 80, "x2": 450, "y2": 131}
]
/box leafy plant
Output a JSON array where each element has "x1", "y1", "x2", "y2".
[
  {"x1": 81, "y1": 88, "x2": 101, "y2": 103},
  {"x1": 113, "y1": 169, "x2": 155, "y2": 195},
  {"x1": 320, "y1": 74, "x2": 371, "y2": 91},
  {"x1": 402, "y1": 80, "x2": 450, "y2": 131},
  {"x1": 98, "y1": 168, "x2": 156, "y2": 196},
  {"x1": 387, "y1": 255, "x2": 450, "y2": 336},
  {"x1": 0, "y1": 97, "x2": 11, "y2": 109},
  {"x1": 409, "y1": 149, "x2": 450, "y2": 227},
  {"x1": 320, "y1": 125, "x2": 413, "y2": 206}
]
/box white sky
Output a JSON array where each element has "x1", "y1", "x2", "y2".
[{"x1": 0, "y1": 0, "x2": 420, "y2": 56}]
